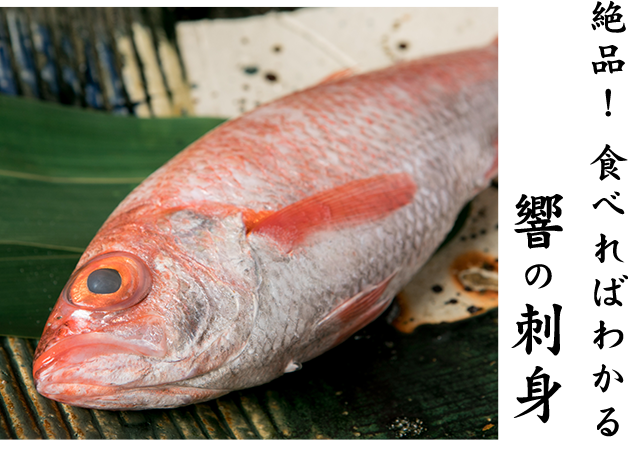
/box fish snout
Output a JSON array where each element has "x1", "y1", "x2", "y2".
[
  {"x1": 33, "y1": 318, "x2": 168, "y2": 404},
  {"x1": 34, "y1": 297, "x2": 84, "y2": 360},
  {"x1": 32, "y1": 327, "x2": 227, "y2": 409},
  {"x1": 35, "y1": 249, "x2": 156, "y2": 358}
]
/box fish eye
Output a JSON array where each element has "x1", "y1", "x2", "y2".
[
  {"x1": 63, "y1": 251, "x2": 152, "y2": 311},
  {"x1": 87, "y1": 268, "x2": 122, "y2": 294}
]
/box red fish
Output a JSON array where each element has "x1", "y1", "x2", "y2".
[{"x1": 33, "y1": 40, "x2": 498, "y2": 410}]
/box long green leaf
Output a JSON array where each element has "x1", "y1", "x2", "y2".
[
  {"x1": 0, "y1": 95, "x2": 224, "y2": 337},
  {"x1": 0, "y1": 95, "x2": 223, "y2": 180}
]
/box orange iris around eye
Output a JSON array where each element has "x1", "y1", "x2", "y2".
[{"x1": 64, "y1": 251, "x2": 152, "y2": 311}]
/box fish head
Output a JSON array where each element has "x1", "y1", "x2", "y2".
[{"x1": 33, "y1": 207, "x2": 258, "y2": 409}]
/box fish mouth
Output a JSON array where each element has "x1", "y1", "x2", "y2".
[
  {"x1": 33, "y1": 331, "x2": 166, "y2": 375},
  {"x1": 33, "y1": 331, "x2": 170, "y2": 403},
  {"x1": 33, "y1": 333, "x2": 230, "y2": 409}
]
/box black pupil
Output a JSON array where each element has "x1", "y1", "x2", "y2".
[{"x1": 87, "y1": 268, "x2": 122, "y2": 294}]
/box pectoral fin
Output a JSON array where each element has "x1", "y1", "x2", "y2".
[
  {"x1": 318, "y1": 273, "x2": 395, "y2": 347},
  {"x1": 247, "y1": 173, "x2": 416, "y2": 252}
]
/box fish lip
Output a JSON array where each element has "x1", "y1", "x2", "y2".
[
  {"x1": 33, "y1": 331, "x2": 167, "y2": 384},
  {"x1": 35, "y1": 382, "x2": 229, "y2": 410}
]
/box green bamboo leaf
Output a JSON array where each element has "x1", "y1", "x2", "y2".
[
  {"x1": 0, "y1": 95, "x2": 223, "y2": 179},
  {"x1": 0, "y1": 95, "x2": 224, "y2": 337}
]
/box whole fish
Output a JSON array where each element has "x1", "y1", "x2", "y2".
[{"x1": 33, "y1": 40, "x2": 498, "y2": 410}]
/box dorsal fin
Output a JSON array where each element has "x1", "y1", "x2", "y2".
[
  {"x1": 248, "y1": 173, "x2": 416, "y2": 252},
  {"x1": 318, "y1": 68, "x2": 356, "y2": 85}
]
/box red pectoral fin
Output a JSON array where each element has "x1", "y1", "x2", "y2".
[
  {"x1": 318, "y1": 273, "x2": 395, "y2": 347},
  {"x1": 248, "y1": 173, "x2": 416, "y2": 252}
]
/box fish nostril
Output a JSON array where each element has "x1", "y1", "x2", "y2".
[{"x1": 87, "y1": 268, "x2": 122, "y2": 294}]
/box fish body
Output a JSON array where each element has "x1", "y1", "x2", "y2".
[{"x1": 33, "y1": 41, "x2": 498, "y2": 410}]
